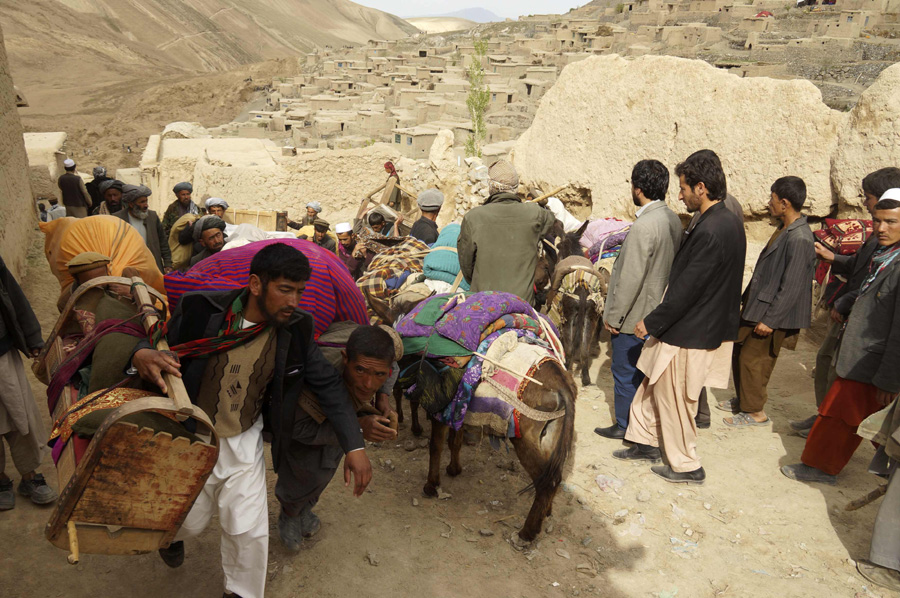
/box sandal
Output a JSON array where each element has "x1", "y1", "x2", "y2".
[
  {"x1": 715, "y1": 397, "x2": 739, "y2": 413},
  {"x1": 723, "y1": 412, "x2": 770, "y2": 427}
]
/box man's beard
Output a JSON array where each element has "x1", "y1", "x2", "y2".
[
  {"x1": 631, "y1": 190, "x2": 641, "y2": 207},
  {"x1": 258, "y1": 299, "x2": 292, "y2": 329},
  {"x1": 130, "y1": 207, "x2": 149, "y2": 220}
]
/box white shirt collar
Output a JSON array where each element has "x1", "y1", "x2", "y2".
[{"x1": 635, "y1": 199, "x2": 661, "y2": 218}]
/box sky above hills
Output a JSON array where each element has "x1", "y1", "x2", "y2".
[{"x1": 356, "y1": 1, "x2": 584, "y2": 20}]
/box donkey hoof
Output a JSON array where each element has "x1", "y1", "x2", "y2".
[
  {"x1": 446, "y1": 463, "x2": 462, "y2": 477},
  {"x1": 423, "y1": 483, "x2": 439, "y2": 498},
  {"x1": 412, "y1": 425, "x2": 423, "y2": 437},
  {"x1": 581, "y1": 375, "x2": 593, "y2": 387},
  {"x1": 508, "y1": 532, "x2": 533, "y2": 552}
]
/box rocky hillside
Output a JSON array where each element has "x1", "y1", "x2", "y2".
[{"x1": 0, "y1": 0, "x2": 418, "y2": 75}]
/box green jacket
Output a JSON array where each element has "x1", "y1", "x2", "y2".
[{"x1": 458, "y1": 192, "x2": 555, "y2": 304}]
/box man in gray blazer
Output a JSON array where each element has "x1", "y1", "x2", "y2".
[
  {"x1": 721, "y1": 176, "x2": 815, "y2": 427},
  {"x1": 783, "y1": 192, "x2": 900, "y2": 484},
  {"x1": 595, "y1": 159, "x2": 683, "y2": 440}
]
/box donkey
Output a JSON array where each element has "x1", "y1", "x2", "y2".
[
  {"x1": 366, "y1": 291, "x2": 577, "y2": 544},
  {"x1": 544, "y1": 221, "x2": 609, "y2": 386}
]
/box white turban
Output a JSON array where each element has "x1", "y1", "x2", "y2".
[
  {"x1": 205, "y1": 197, "x2": 229, "y2": 210},
  {"x1": 306, "y1": 201, "x2": 322, "y2": 213}
]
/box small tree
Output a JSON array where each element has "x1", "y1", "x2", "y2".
[{"x1": 465, "y1": 38, "x2": 491, "y2": 158}]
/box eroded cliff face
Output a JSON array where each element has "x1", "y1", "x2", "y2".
[
  {"x1": 0, "y1": 24, "x2": 36, "y2": 280},
  {"x1": 513, "y1": 54, "x2": 854, "y2": 225}
]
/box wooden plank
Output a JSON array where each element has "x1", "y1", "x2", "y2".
[
  {"x1": 46, "y1": 397, "x2": 218, "y2": 546},
  {"x1": 50, "y1": 524, "x2": 167, "y2": 555},
  {"x1": 71, "y1": 422, "x2": 217, "y2": 532}
]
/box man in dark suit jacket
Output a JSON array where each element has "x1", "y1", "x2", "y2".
[
  {"x1": 113, "y1": 184, "x2": 172, "y2": 274},
  {"x1": 614, "y1": 150, "x2": 746, "y2": 484},
  {"x1": 722, "y1": 177, "x2": 815, "y2": 427},
  {"x1": 130, "y1": 243, "x2": 373, "y2": 597},
  {"x1": 783, "y1": 193, "x2": 900, "y2": 485},
  {"x1": 791, "y1": 167, "x2": 900, "y2": 436}
]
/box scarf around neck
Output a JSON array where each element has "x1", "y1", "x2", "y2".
[{"x1": 859, "y1": 242, "x2": 900, "y2": 296}]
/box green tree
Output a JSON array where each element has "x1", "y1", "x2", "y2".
[{"x1": 465, "y1": 38, "x2": 491, "y2": 158}]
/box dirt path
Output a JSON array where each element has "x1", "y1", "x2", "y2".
[{"x1": 0, "y1": 251, "x2": 891, "y2": 598}]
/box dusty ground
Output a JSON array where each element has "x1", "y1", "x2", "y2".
[{"x1": 0, "y1": 237, "x2": 894, "y2": 598}]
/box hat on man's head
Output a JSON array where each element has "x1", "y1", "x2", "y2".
[
  {"x1": 306, "y1": 201, "x2": 323, "y2": 213},
  {"x1": 880, "y1": 188, "x2": 900, "y2": 202},
  {"x1": 488, "y1": 160, "x2": 519, "y2": 194},
  {"x1": 313, "y1": 218, "x2": 330, "y2": 231},
  {"x1": 66, "y1": 252, "x2": 110, "y2": 276},
  {"x1": 205, "y1": 197, "x2": 229, "y2": 210},
  {"x1": 335, "y1": 222, "x2": 352, "y2": 234},
  {"x1": 417, "y1": 188, "x2": 444, "y2": 212},
  {"x1": 121, "y1": 184, "x2": 152, "y2": 204},
  {"x1": 173, "y1": 182, "x2": 193, "y2": 194},
  {"x1": 63, "y1": 159, "x2": 75, "y2": 168},
  {"x1": 92, "y1": 166, "x2": 107, "y2": 178},
  {"x1": 192, "y1": 215, "x2": 227, "y2": 242}
]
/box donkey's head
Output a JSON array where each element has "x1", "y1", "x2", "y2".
[{"x1": 558, "y1": 220, "x2": 589, "y2": 261}]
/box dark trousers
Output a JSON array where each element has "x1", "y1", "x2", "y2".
[
  {"x1": 814, "y1": 320, "x2": 841, "y2": 407},
  {"x1": 696, "y1": 388, "x2": 710, "y2": 425},
  {"x1": 275, "y1": 410, "x2": 344, "y2": 518},
  {"x1": 610, "y1": 332, "x2": 645, "y2": 430}
]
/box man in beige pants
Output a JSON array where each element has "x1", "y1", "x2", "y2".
[{"x1": 614, "y1": 150, "x2": 746, "y2": 483}]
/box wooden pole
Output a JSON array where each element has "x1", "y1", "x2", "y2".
[
  {"x1": 845, "y1": 484, "x2": 887, "y2": 511},
  {"x1": 526, "y1": 185, "x2": 570, "y2": 203},
  {"x1": 66, "y1": 521, "x2": 79, "y2": 565},
  {"x1": 130, "y1": 277, "x2": 194, "y2": 416},
  {"x1": 396, "y1": 183, "x2": 418, "y2": 198},
  {"x1": 356, "y1": 182, "x2": 388, "y2": 219}
]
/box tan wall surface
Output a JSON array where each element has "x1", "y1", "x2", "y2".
[{"x1": 0, "y1": 24, "x2": 36, "y2": 280}]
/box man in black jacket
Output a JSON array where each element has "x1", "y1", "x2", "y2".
[
  {"x1": 131, "y1": 243, "x2": 372, "y2": 598},
  {"x1": 408, "y1": 188, "x2": 443, "y2": 244},
  {"x1": 614, "y1": 150, "x2": 746, "y2": 484},
  {"x1": 790, "y1": 167, "x2": 900, "y2": 436},
  {"x1": 722, "y1": 176, "x2": 815, "y2": 427}
]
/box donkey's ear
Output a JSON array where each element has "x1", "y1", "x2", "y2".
[
  {"x1": 363, "y1": 289, "x2": 393, "y2": 323},
  {"x1": 574, "y1": 219, "x2": 590, "y2": 239}
]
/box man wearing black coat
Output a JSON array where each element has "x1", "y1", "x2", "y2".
[
  {"x1": 723, "y1": 176, "x2": 815, "y2": 427},
  {"x1": 614, "y1": 150, "x2": 746, "y2": 485},
  {"x1": 131, "y1": 243, "x2": 371, "y2": 598}
]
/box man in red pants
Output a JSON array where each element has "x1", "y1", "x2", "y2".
[{"x1": 782, "y1": 190, "x2": 900, "y2": 484}]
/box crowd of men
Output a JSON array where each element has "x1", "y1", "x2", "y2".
[{"x1": 3, "y1": 153, "x2": 899, "y2": 595}]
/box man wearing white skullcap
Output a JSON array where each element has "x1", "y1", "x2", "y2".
[
  {"x1": 409, "y1": 189, "x2": 443, "y2": 244},
  {"x1": 205, "y1": 197, "x2": 229, "y2": 218},
  {"x1": 57, "y1": 159, "x2": 92, "y2": 218},
  {"x1": 458, "y1": 160, "x2": 554, "y2": 304}
]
